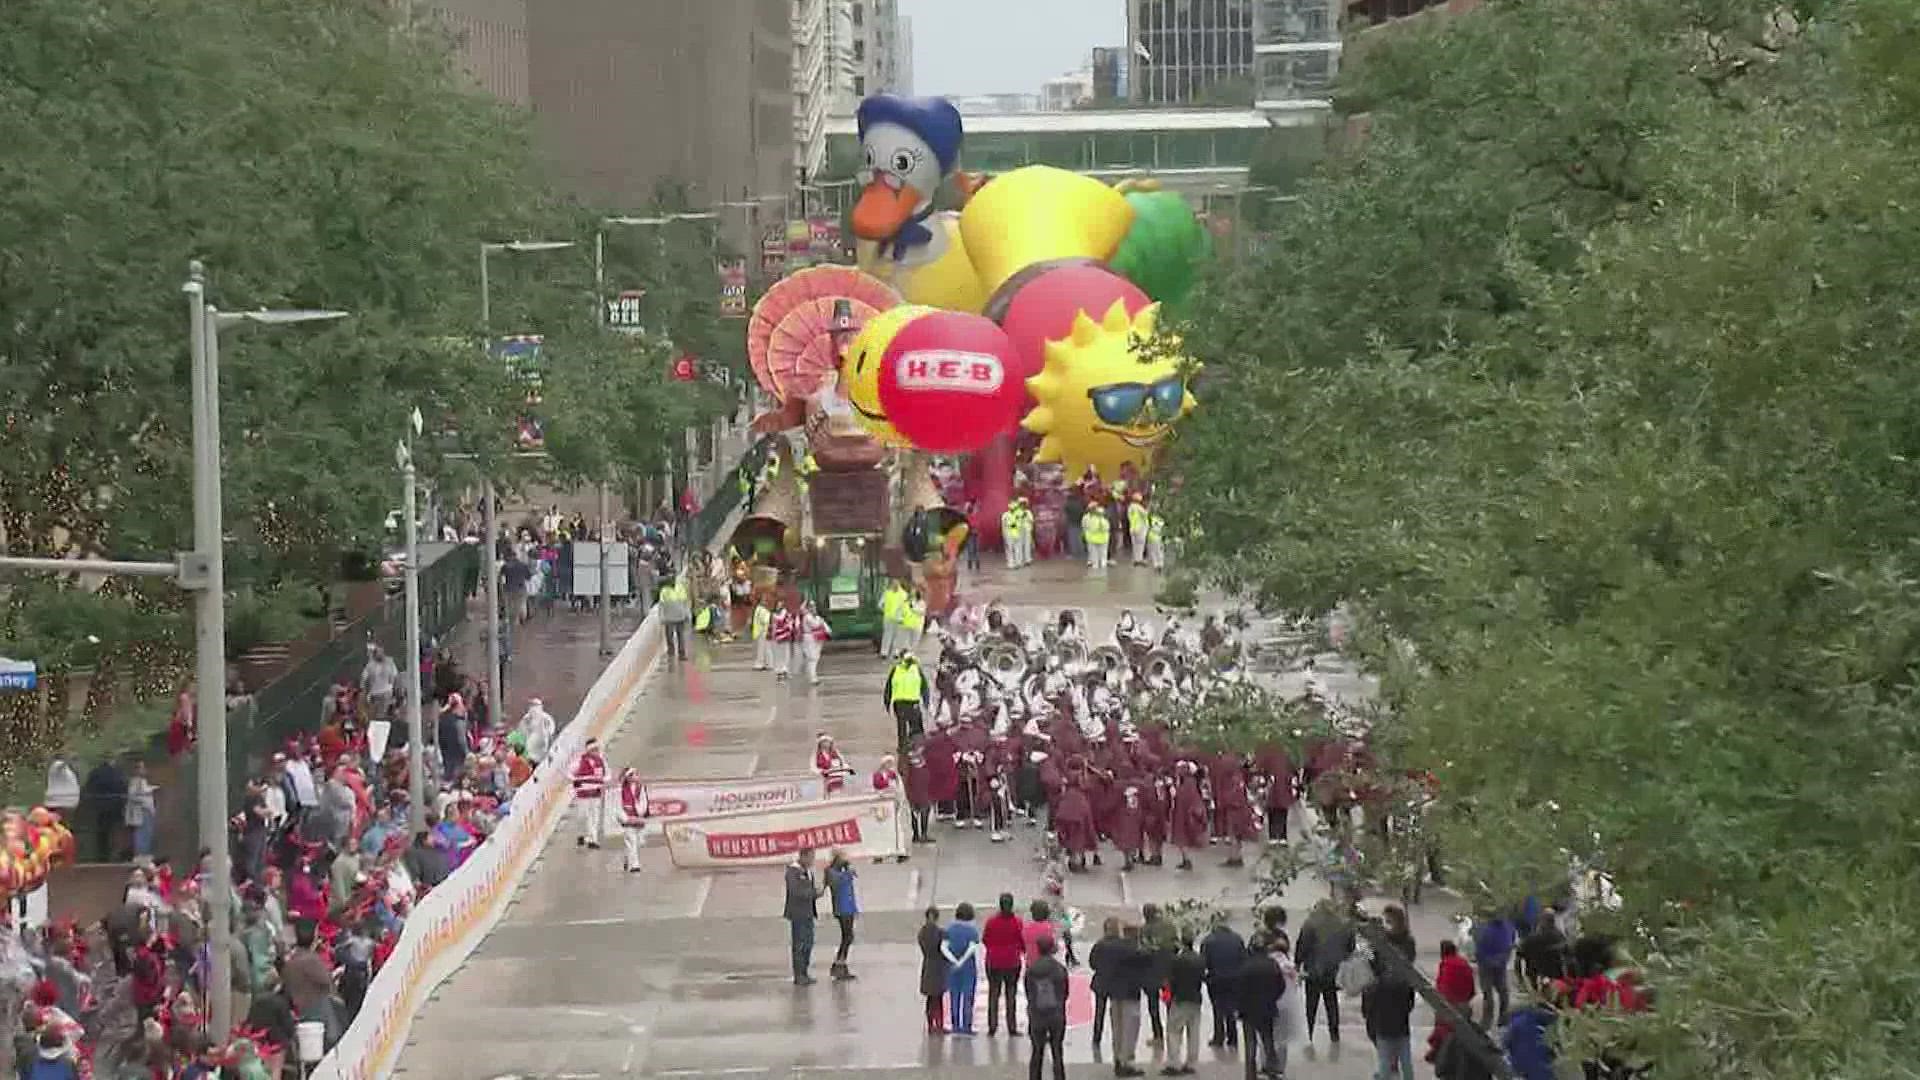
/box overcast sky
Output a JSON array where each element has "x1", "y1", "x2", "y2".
[{"x1": 899, "y1": 0, "x2": 1126, "y2": 98}]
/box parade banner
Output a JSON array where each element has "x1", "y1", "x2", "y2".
[
  {"x1": 663, "y1": 794, "x2": 906, "y2": 868},
  {"x1": 645, "y1": 773, "x2": 825, "y2": 818}
]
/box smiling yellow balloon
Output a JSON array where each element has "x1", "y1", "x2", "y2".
[
  {"x1": 1022, "y1": 300, "x2": 1196, "y2": 482},
  {"x1": 838, "y1": 303, "x2": 926, "y2": 449}
]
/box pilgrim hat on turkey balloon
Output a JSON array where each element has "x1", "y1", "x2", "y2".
[{"x1": 901, "y1": 507, "x2": 970, "y2": 563}]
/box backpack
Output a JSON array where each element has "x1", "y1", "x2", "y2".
[
  {"x1": 1028, "y1": 970, "x2": 1065, "y2": 1017},
  {"x1": 1337, "y1": 943, "x2": 1376, "y2": 996}
]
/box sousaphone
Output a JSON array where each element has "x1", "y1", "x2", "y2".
[
  {"x1": 1142, "y1": 648, "x2": 1181, "y2": 692},
  {"x1": 1089, "y1": 644, "x2": 1128, "y2": 680},
  {"x1": 983, "y1": 641, "x2": 1027, "y2": 690}
]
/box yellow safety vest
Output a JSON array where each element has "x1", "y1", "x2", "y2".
[
  {"x1": 1128, "y1": 503, "x2": 1149, "y2": 533},
  {"x1": 1147, "y1": 514, "x2": 1166, "y2": 543},
  {"x1": 1083, "y1": 510, "x2": 1110, "y2": 544},
  {"x1": 882, "y1": 587, "x2": 906, "y2": 621},
  {"x1": 751, "y1": 606, "x2": 771, "y2": 640},
  {"x1": 1001, "y1": 510, "x2": 1021, "y2": 538},
  {"x1": 889, "y1": 662, "x2": 924, "y2": 702},
  {"x1": 694, "y1": 605, "x2": 712, "y2": 631},
  {"x1": 901, "y1": 600, "x2": 926, "y2": 631},
  {"x1": 800, "y1": 452, "x2": 820, "y2": 476},
  {"x1": 660, "y1": 582, "x2": 687, "y2": 604}
]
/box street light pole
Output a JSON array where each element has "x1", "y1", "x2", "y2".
[
  {"x1": 184, "y1": 266, "x2": 235, "y2": 1041},
  {"x1": 482, "y1": 476, "x2": 501, "y2": 699},
  {"x1": 398, "y1": 425, "x2": 426, "y2": 833},
  {"x1": 598, "y1": 481, "x2": 612, "y2": 656}
]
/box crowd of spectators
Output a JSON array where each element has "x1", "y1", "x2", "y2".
[{"x1": 4, "y1": 645, "x2": 560, "y2": 1078}]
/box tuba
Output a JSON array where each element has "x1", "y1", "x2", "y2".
[
  {"x1": 982, "y1": 642, "x2": 1028, "y2": 690},
  {"x1": 1142, "y1": 649, "x2": 1180, "y2": 692},
  {"x1": 1089, "y1": 644, "x2": 1128, "y2": 680}
]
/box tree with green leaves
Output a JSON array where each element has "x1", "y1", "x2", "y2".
[
  {"x1": 0, "y1": 0, "x2": 723, "y2": 779},
  {"x1": 1167, "y1": 0, "x2": 1920, "y2": 1074}
]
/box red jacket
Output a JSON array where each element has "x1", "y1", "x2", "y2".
[
  {"x1": 571, "y1": 752, "x2": 608, "y2": 800},
  {"x1": 619, "y1": 775, "x2": 648, "y2": 826},
  {"x1": 981, "y1": 911, "x2": 1027, "y2": 972}
]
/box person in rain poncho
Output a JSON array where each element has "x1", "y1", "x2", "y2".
[{"x1": 519, "y1": 697, "x2": 556, "y2": 764}]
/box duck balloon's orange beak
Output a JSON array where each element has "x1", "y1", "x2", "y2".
[{"x1": 852, "y1": 179, "x2": 924, "y2": 241}]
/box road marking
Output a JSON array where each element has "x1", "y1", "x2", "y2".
[
  {"x1": 691, "y1": 875, "x2": 715, "y2": 918},
  {"x1": 907, "y1": 868, "x2": 922, "y2": 906},
  {"x1": 620, "y1": 1041, "x2": 637, "y2": 1074},
  {"x1": 765, "y1": 704, "x2": 777, "y2": 728},
  {"x1": 1119, "y1": 869, "x2": 1132, "y2": 906}
]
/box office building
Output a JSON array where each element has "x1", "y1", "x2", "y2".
[
  {"x1": 528, "y1": 0, "x2": 792, "y2": 247},
  {"x1": 1041, "y1": 69, "x2": 1095, "y2": 112},
  {"x1": 1253, "y1": 0, "x2": 1341, "y2": 112},
  {"x1": 893, "y1": 16, "x2": 915, "y2": 95},
  {"x1": 410, "y1": 0, "x2": 530, "y2": 105},
  {"x1": 1126, "y1": 0, "x2": 1255, "y2": 105},
  {"x1": 1091, "y1": 46, "x2": 1124, "y2": 101}
]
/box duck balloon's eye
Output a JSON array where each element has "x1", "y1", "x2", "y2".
[{"x1": 892, "y1": 151, "x2": 913, "y2": 173}]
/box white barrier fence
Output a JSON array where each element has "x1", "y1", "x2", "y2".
[{"x1": 309, "y1": 610, "x2": 663, "y2": 1080}]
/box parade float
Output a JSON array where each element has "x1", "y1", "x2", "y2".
[{"x1": 735, "y1": 93, "x2": 1208, "y2": 622}]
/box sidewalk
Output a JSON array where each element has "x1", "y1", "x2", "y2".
[
  {"x1": 445, "y1": 598, "x2": 647, "y2": 732},
  {"x1": 41, "y1": 599, "x2": 645, "y2": 927}
]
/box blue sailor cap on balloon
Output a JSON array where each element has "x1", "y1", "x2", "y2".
[{"x1": 855, "y1": 95, "x2": 965, "y2": 174}]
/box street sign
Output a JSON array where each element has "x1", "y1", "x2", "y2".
[
  {"x1": 606, "y1": 289, "x2": 646, "y2": 333},
  {"x1": 0, "y1": 657, "x2": 37, "y2": 692},
  {"x1": 718, "y1": 259, "x2": 748, "y2": 317}
]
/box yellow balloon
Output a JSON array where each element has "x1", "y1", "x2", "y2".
[
  {"x1": 839, "y1": 304, "x2": 930, "y2": 448},
  {"x1": 959, "y1": 166, "x2": 1135, "y2": 298},
  {"x1": 1023, "y1": 300, "x2": 1197, "y2": 482}
]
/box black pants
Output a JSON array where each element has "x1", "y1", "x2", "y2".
[
  {"x1": 1303, "y1": 975, "x2": 1339, "y2": 1040},
  {"x1": 1242, "y1": 1014, "x2": 1278, "y2": 1079},
  {"x1": 1028, "y1": 1016, "x2": 1066, "y2": 1080},
  {"x1": 911, "y1": 805, "x2": 932, "y2": 841},
  {"x1": 892, "y1": 702, "x2": 924, "y2": 758},
  {"x1": 1207, "y1": 978, "x2": 1239, "y2": 1045},
  {"x1": 833, "y1": 915, "x2": 855, "y2": 967},
  {"x1": 986, "y1": 968, "x2": 1020, "y2": 1034},
  {"x1": 1266, "y1": 802, "x2": 1288, "y2": 842},
  {"x1": 1092, "y1": 990, "x2": 1109, "y2": 1044},
  {"x1": 1146, "y1": 990, "x2": 1164, "y2": 1041}
]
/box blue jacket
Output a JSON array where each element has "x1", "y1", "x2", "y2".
[
  {"x1": 23, "y1": 1055, "x2": 80, "y2": 1080},
  {"x1": 827, "y1": 864, "x2": 859, "y2": 917},
  {"x1": 1505, "y1": 1006, "x2": 1556, "y2": 1080},
  {"x1": 1474, "y1": 918, "x2": 1516, "y2": 968}
]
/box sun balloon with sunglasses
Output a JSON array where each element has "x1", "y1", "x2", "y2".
[{"x1": 1022, "y1": 299, "x2": 1196, "y2": 482}]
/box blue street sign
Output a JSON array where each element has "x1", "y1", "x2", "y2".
[{"x1": 0, "y1": 658, "x2": 37, "y2": 692}]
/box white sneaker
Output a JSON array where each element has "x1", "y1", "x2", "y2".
[{"x1": 990, "y1": 831, "x2": 1007, "y2": 843}]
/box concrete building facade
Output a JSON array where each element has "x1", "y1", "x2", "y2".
[
  {"x1": 528, "y1": 0, "x2": 792, "y2": 244},
  {"x1": 413, "y1": 0, "x2": 530, "y2": 106}
]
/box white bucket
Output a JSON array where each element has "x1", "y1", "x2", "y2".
[{"x1": 295, "y1": 1020, "x2": 325, "y2": 1063}]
